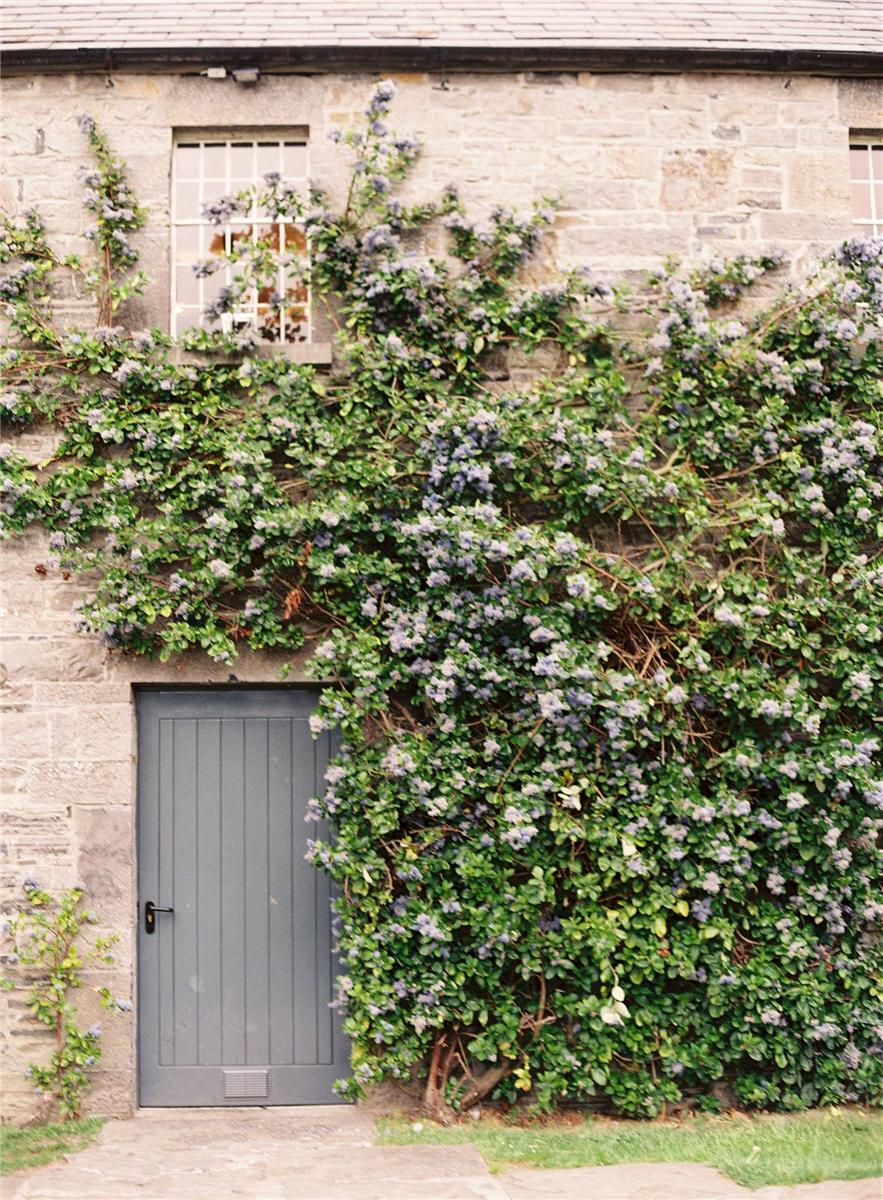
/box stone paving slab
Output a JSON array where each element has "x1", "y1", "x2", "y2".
[
  {"x1": 6, "y1": 1108, "x2": 882, "y2": 1200},
  {"x1": 499, "y1": 1162, "x2": 883, "y2": 1200},
  {"x1": 8, "y1": 1109, "x2": 510, "y2": 1200}
]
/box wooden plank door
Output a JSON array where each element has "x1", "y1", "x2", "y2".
[{"x1": 137, "y1": 688, "x2": 348, "y2": 1106}]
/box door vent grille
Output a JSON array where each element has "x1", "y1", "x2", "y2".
[{"x1": 223, "y1": 1069, "x2": 268, "y2": 1098}]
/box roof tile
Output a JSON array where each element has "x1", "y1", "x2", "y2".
[{"x1": 2, "y1": 0, "x2": 880, "y2": 54}]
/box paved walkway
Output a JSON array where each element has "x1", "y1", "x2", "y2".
[{"x1": 7, "y1": 1107, "x2": 882, "y2": 1200}]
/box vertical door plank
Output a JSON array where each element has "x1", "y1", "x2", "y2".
[
  {"x1": 268, "y1": 718, "x2": 294, "y2": 1065},
  {"x1": 292, "y1": 716, "x2": 318, "y2": 1064},
  {"x1": 157, "y1": 717, "x2": 176, "y2": 1066},
  {"x1": 314, "y1": 730, "x2": 335, "y2": 1065},
  {"x1": 172, "y1": 719, "x2": 198, "y2": 1065},
  {"x1": 244, "y1": 718, "x2": 271, "y2": 1065},
  {"x1": 196, "y1": 718, "x2": 222, "y2": 1064},
  {"x1": 220, "y1": 717, "x2": 246, "y2": 1065}
]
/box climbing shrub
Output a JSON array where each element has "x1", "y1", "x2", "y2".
[
  {"x1": 2, "y1": 881, "x2": 125, "y2": 1120},
  {"x1": 1, "y1": 82, "x2": 882, "y2": 1117}
]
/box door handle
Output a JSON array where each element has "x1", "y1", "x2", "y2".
[{"x1": 144, "y1": 900, "x2": 174, "y2": 934}]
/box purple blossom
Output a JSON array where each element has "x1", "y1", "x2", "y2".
[
  {"x1": 760, "y1": 1009, "x2": 784, "y2": 1027},
  {"x1": 202, "y1": 196, "x2": 241, "y2": 225},
  {"x1": 413, "y1": 913, "x2": 444, "y2": 941},
  {"x1": 510, "y1": 560, "x2": 536, "y2": 584}
]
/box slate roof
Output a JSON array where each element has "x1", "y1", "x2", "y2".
[{"x1": 2, "y1": 1, "x2": 881, "y2": 63}]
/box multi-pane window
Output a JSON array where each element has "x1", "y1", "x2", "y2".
[
  {"x1": 849, "y1": 141, "x2": 883, "y2": 236},
  {"x1": 171, "y1": 134, "x2": 309, "y2": 342}
]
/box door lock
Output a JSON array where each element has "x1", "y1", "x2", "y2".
[{"x1": 144, "y1": 900, "x2": 174, "y2": 934}]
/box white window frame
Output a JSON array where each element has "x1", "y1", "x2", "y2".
[
  {"x1": 170, "y1": 128, "x2": 310, "y2": 343},
  {"x1": 849, "y1": 138, "x2": 883, "y2": 237}
]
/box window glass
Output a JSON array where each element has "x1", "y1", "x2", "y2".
[
  {"x1": 171, "y1": 135, "x2": 309, "y2": 342},
  {"x1": 849, "y1": 141, "x2": 882, "y2": 236}
]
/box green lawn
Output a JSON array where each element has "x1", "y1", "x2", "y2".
[
  {"x1": 377, "y1": 1108, "x2": 883, "y2": 1190},
  {"x1": 0, "y1": 1119, "x2": 104, "y2": 1175}
]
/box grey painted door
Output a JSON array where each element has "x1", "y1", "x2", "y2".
[{"x1": 137, "y1": 688, "x2": 348, "y2": 1106}]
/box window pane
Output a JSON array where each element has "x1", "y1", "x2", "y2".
[
  {"x1": 849, "y1": 146, "x2": 870, "y2": 181},
  {"x1": 229, "y1": 180, "x2": 254, "y2": 204},
  {"x1": 175, "y1": 144, "x2": 201, "y2": 180},
  {"x1": 872, "y1": 146, "x2": 883, "y2": 179},
  {"x1": 228, "y1": 224, "x2": 254, "y2": 251},
  {"x1": 202, "y1": 143, "x2": 226, "y2": 179},
  {"x1": 286, "y1": 316, "x2": 308, "y2": 344},
  {"x1": 852, "y1": 182, "x2": 873, "y2": 221},
  {"x1": 875, "y1": 184, "x2": 883, "y2": 218},
  {"x1": 203, "y1": 271, "x2": 228, "y2": 305},
  {"x1": 175, "y1": 264, "x2": 199, "y2": 306},
  {"x1": 201, "y1": 178, "x2": 228, "y2": 214},
  {"x1": 257, "y1": 304, "x2": 281, "y2": 342},
  {"x1": 282, "y1": 225, "x2": 308, "y2": 254},
  {"x1": 174, "y1": 224, "x2": 202, "y2": 261},
  {"x1": 174, "y1": 179, "x2": 201, "y2": 220},
  {"x1": 250, "y1": 224, "x2": 278, "y2": 252},
  {"x1": 175, "y1": 307, "x2": 201, "y2": 333},
  {"x1": 283, "y1": 142, "x2": 307, "y2": 178},
  {"x1": 256, "y1": 142, "x2": 281, "y2": 175},
  {"x1": 230, "y1": 143, "x2": 254, "y2": 178},
  {"x1": 283, "y1": 282, "x2": 308, "y2": 343}
]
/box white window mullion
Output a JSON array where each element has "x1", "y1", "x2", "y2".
[{"x1": 197, "y1": 143, "x2": 205, "y2": 322}]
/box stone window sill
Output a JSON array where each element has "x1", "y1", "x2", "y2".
[{"x1": 170, "y1": 342, "x2": 333, "y2": 367}]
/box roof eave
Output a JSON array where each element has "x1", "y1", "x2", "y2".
[{"x1": 2, "y1": 43, "x2": 882, "y2": 76}]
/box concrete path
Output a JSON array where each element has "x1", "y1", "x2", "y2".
[{"x1": 7, "y1": 1107, "x2": 882, "y2": 1200}]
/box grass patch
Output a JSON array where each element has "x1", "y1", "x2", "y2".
[
  {"x1": 0, "y1": 1119, "x2": 104, "y2": 1175},
  {"x1": 377, "y1": 1108, "x2": 883, "y2": 1190}
]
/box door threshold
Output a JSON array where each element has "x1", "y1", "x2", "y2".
[{"x1": 134, "y1": 1103, "x2": 361, "y2": 1117}]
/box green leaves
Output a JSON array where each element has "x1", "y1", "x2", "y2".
[{"x1": 3, "y1": 884, "x2": 124, "y2": 1121}]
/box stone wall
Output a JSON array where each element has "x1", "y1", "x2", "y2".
[
  {"x1": 1, "y1": 514, "x2": 316, "y2": 1122},
  {"x1": 1, "y1": 66, "x2": 880, "y2": 1122},
  {"x1": 2, "y1": 70, "x2": 881, "y2": 328}
]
